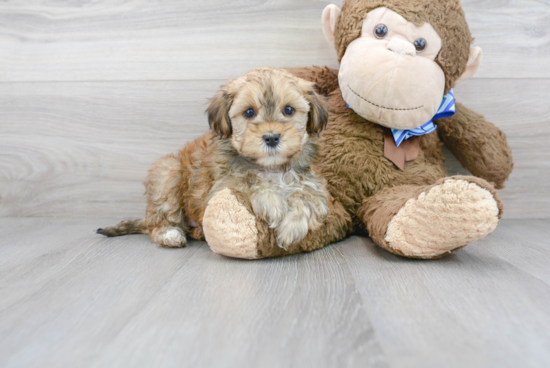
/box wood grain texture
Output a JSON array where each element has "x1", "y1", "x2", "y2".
[
  {"x1": 0, "y1": 0, "x2": 549, "y2": 82},
  {"x1": 1, "y1": 79, "x2": 548, "y2": 219},
  {"x1": 0, "y1": 217, "x2": 388, "y2": 368},
  {"x1": 453, "y1": 79, "x2": 550, "y2": 219},
  {"x1": 0, "y1": 0, "x2": 343, "y2": 82},
  {"x1": 339, "y1": 221, "x2": 550, "y2": 368},
  {"x1": 0, "y1": 217, "x2": 548, "y2": 368},
  {"x1": 0, "y1": 80, "x2": 215, "y2": 217}
]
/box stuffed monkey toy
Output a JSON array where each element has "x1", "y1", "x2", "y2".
[{"x1": 202, "y1": 0, "x2": 514, "y2": 259}]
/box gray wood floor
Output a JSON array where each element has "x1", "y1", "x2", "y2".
[{"x1": 0, "y1": 218, "x2": 548, "y2": 368}]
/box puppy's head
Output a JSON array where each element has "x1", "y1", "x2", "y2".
[{"x1": 207, "y1": 68, "x2": 328, "y2": 167}]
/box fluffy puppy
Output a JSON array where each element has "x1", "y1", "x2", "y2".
[{"x1": 98, "y1": 68, "x2": 329, "y2": 250}]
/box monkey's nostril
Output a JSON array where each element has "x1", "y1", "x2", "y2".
[{"x1": 263, "y1": 134, "x2": 281, "y2": 148}]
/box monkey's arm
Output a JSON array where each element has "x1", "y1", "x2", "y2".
[
  {"x1": 436, "y1": 102, "x2": 513, "y2": 189},
  {"x1": 285, "y1": 66, "x2": 339, "y2": 96}
]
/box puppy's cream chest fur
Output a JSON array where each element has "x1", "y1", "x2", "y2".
[
  {"x1": 256, "y1": 169, "x2": 319, "y2": 198},
  {"x1": 250, "y1": 167, "x2": 328, "y2": 250}
]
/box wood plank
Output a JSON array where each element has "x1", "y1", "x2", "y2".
[
  {"x1": 0, "y1": 217, "x2": 100, "y2": 271},
  {"x1": 0, "y1": 218, "x2": 387, "y2": 368},
  {"x1": 0, "y1": 0, "x2": 342, "y2": 82},
  {"x1": 0, "y1": 0, "x2": 549, "y2": 82},
  {"x1": 1, "y1": 78, "x2": 548, "y2": 219},
  {"x1": 462, "y1": 0, "x2": 550, "y2": 79},
  {"x1": 0, "y1": 80, "x2": 216, "y2": 218},
  {"x1": 1, "y1": 218, "x2": 548, "y2": 367},
  {"x1": 339, "y1": 219, "x2": 550, "y2": 368},
  {"x1": 467, "y1": 220, "x2": 550, "y2": 286}
]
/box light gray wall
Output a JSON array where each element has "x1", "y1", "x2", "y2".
[{"x1": 0, "y1": 0, "x2": 548, "y2": 219}]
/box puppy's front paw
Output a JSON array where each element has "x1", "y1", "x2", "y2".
[
  {"x1": 287, "y1": 194, "x2": 329, "y2": 230},
  {"x1": 275, "y1": 212, "x2": 309, "y2": 250},
  {"x1": 153, "y1": 227, "x2": 187, "y2": 248},
  {"x1": 251, "y1": 191, "x2": 287, "y2": 228}
]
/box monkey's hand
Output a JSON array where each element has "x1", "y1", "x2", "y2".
[
  {"x1": 437, "y1": 102, "x2": 513, "y2": 189},
  {"x1": 284, "y1": 66, "x2": 339, "y2": 97}
]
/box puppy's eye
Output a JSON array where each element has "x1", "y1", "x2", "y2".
[
  {"x1": 414, "y1": 38, "x2": 427, "y2": 52},
  {"x1": 283, "y1": 106, "x2": 295, "y2": 117},
  {"x1": 243, "y1": 108, "x2": 256, "y2": 119},
  {"x1": 374, "y1": 24, "x2": 388, "y2": 39}
]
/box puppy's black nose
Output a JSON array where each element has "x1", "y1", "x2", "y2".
[{"x1": 263, "y1": 134, "x2": 281, "y2": 148}]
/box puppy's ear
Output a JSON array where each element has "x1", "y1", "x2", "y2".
[
  {"x1": 207, "y1": 88, "x2": 233, "y2": 138},
  {"x1": 306, "y1": 89, "x2": 329, "y2": 135}
]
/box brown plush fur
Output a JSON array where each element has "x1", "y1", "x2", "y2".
[
  {"x1": 317, "y1": 85, "x2": 448, "y2": 223},
  {"x1": 251, "y1": 0, "x2": 513, "y2": 258},
  {"x1": 334, "y1": 0, "x2": 472, "y2": 93},
  {"x1": 98, "y1": 68, "x2": 332, "y2": 250},
  {"x1": 274, "y1": 67, "x2": 511, "y2": 258},
  {"x1": 437, "y1": 103, "x2": 514, "y2": 188},
  {"x1": 286, "y1": 66, "x2": 340, "y2": 97}
]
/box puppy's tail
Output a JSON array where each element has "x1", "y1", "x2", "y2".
[{"x1": 96, "y1": 219, "x2": 147, "y2": 237}]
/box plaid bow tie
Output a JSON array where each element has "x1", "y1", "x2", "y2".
[{"x1": 391, "y1": 89, "x2": 456, "y2": 147}]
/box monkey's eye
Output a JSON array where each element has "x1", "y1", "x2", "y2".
[
  {"x1": 283, "y1": 106, "x2": 295, "y2": 117},
  {"x1": 414, "y1": 38, "x2": 427, "y2": 52},
  {"x1": 243, "y1": 108, "x2": 256, "y2": 119},
  {"x1": 374, "y1": 24, "x2": 388, "y2": 39}
]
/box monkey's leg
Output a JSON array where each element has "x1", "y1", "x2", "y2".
[
  {"x1": 143, "y1": 154, "x2": 189, "y2": 248},
  {"x1": 358, "y1": 176, "x2": 503, "y2": 259},
  {"x1": 202, "y1": 188, "x2": 352, "y2": 259}
]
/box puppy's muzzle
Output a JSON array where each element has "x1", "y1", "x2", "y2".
[{"x1": 263, "y1": 134, "x2": 281, "y2": 148}]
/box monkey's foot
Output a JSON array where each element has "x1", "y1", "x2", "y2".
[
  {"x1": 361, "y1": 176, "x2": 503, "y2": 259},
  {"x1": 203, "y1": 188, "x2": 260, "y2": 259},
  {"x1": 386, "y1": 177, "x2": 502, "y2": 258}
]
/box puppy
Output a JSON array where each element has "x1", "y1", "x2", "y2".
[{"x1": 98, "y1": 68, "x2": 329, "y2": 250}]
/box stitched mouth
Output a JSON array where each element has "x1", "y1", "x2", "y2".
[{"x1": 347, "y1": 84, "x2": 424, "y2": 111}]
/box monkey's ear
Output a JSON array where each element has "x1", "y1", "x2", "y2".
[
  {"x1": 306, "y1": 90, "x2": 329, "y2": 135},
  {"x1": 207, "y1": 89, "x2": 233, "y2": 138},
  {"x1": 322, "y1": 4, "x2": 341, "y2": 45},
  {"x1": 456, "y1": 46, "x2": 483, "y2": 84}
]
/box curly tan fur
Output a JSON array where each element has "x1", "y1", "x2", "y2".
[{"x1": 99, "y1": 68, "x2": 332, "y2": 251}]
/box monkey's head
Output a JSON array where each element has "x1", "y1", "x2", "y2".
[{"x1": 322, "y1": 0, "x2": 482, "y2": 130}]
